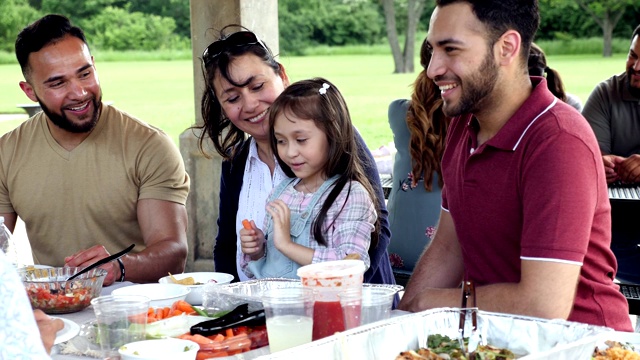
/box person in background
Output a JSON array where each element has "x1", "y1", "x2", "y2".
[
  {"x1": 528, "y1": 43, "x2": 583, "y2": 111},
  {"x1": 399, "y1": 0, "x2": 631, "y2": 331},
  {"x1": 194, "y1": 26, "x2": 395, "y2": 285},
  {"x1": 239, "y1": 78, "x2": 378, "y2": 278},
  {"x1": 0, "y1": 14, "x2": 190, "y2": 285},
  {"x1": 386, "y1": 38, "x2": 448, "y2": 283},
  {"x1": 582, "y1": 24, "x2": 640, "y2": 184},
  {"x1": 0, "y1": 251, "x2": 63, "y2": 358},
  {"x1": 582, "y1": 24, "x2": 640, "y2": 285}
]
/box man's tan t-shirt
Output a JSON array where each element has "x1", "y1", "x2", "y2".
[{"x1": 0, "y1": 104, "x2": 190, "y2": 265}]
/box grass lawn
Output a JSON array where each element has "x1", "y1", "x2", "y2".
[{"x1": 0, "y1": 53, "x2": 626, "y2": 149}]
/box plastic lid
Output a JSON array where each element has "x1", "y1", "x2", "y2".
[{"x1": 296, "y1": 259, "x2": 366, "y2": 279}]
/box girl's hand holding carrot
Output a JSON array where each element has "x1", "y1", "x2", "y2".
[{"x1": 239, "y1": 219, "x2": 265, "y2": 260}]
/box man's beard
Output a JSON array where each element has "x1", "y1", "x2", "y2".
[
  {"x1": 38, "y1": 96, "x2": 102, "y2": 133},
  {"x1": 627, "y1": 67, "x2": 640, "y2": 98},
  {"x1": 441, "y1": 50, "x2": 499, "y2": 118}
]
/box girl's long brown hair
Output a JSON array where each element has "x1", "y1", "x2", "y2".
[{"x1": 407, "y1": 39, "x2": 448, "y2": 191}]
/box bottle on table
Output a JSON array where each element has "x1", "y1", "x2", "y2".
[{"x1": 0, "y1": 216, "x2": 19, "y2": 268}]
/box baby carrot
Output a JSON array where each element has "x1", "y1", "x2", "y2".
[
  {"x1": 176, "y1": 300, "x2": 195, "y2": 313},
  {"x1": 241, "y1": 219, "x2": 251, "y2": 230}
]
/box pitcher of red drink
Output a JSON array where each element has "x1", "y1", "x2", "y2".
[{"x1": 296, "y1": 260, "x2": 366, "y2": 340}]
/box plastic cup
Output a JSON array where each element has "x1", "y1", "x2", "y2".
[
  {"x1": 361, "y1": 287, "x2": 396, "y2": 324},
  {"x1": 91, "y1": 295, "x2": 150, "y2": 360},
  {"x1": 296, "y1": 260, "x2": 366, "y2": 340},
  {"x1": 262, "y1": 287, "x2": 314, "y2": 353}
]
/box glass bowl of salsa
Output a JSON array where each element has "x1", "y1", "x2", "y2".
[{"x1": 18, "y1": 266, "x2": 107, "y2": 314}]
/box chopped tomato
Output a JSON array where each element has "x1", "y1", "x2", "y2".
[{"x1": 25, "y1": 284, "x2": 92, "y2": 313}]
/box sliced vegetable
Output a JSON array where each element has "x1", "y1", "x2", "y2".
[
  {"x1": 191, "y1": 305, "x2": 209, "y2": 317},
  {"x1": 145, "y1": 314, "x2": 190, "y2": 339}
]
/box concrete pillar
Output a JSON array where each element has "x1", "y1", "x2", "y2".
[{"x1": 181, "y1": 0, "x2": 279, "y2": 271}]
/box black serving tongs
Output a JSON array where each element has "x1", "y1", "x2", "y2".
[
  {"x1": 190, "y1": 303, "x2": 265, "y2": 336},
  {"x1": 458, "y1": 280, "x2": 481, "y2": 355}
]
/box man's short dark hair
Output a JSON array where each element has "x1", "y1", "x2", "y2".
[
  {"x1": 15, "y1": 14, "x2": 88, "y2": 79},
  {"x1": 632, "y1": 24, "x2": 640, "y2": 43},
  {"x1": 436, "y1": 0, "x2": 540, "y2": 60}
]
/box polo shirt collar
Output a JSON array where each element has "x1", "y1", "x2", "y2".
[{"x1": 475, "y1": 76, "x2": 557, "y2": 152}]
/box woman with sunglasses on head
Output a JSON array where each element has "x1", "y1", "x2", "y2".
[{"x1": 194, "y1": 26, "x2": 395, "y2": 285}]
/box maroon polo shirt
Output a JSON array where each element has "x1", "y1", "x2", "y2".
[{"x1": 442, "y1": 77, "x2": 632, "y2": 331}]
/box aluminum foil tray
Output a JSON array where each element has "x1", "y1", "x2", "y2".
[{"x1": 256, "y1": 307, "x2": 614, "y2": 360}]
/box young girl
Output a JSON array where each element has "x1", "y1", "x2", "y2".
[{"x1": 239, "y1": 78, "x2": 380, "y2": 279}]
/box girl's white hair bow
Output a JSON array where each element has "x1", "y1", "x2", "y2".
[{"x1": 319, "y1": 83, "x2": 330, "y2": 95}]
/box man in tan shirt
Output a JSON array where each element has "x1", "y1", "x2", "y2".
[{"x1": 0, "y1": 14, "x2": 190, "y2": 285}]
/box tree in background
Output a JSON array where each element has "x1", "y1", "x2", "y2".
[
  {"x1": 574, "y1": 0, "x2": 637, "y2": 57},
  {"x1": 83, "y1": 7, "x2": 182, "y2": 51},
  {"x1": 0, "y1": 0, "x2": 39, "y2": 52},
  {"x1": 26, "y1": 0, "x2": 189, "y2": 51},
  {"x1": 38, "y1": 0, "x2": 122, "y2": 20},
  {"x1": 128, "y1": 0, "x2": 190, "y2": 39},
  {"x1": 381, "y1": 0, "x2": 427, "y2": 74},
  {"x1": 278, "y1": 0, "x2": 384, "y2": 55}
]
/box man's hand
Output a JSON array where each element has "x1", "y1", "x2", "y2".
[
  {"x1": 602, "y1": 155, "x2": 625, "y2": 183},
  {"x1": 616, "y1": 154, "x2": 640, "y2": 183},
  {"x1": 64, "y1": 245, "x2": 119, "y2": 286},
  {"x1": 33, "y1": 309, "x2": 64, "y2": 354}
]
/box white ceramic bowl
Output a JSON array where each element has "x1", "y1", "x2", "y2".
[
  {"x1": 112, "y1": 284, "x2": 190, "y2": 308},
  {"x1": 159, "y1": 272, "x2": 234, "y2": 305},
  {"x1": 118, "y1": 338, "x2": 199, "y2": 360}
]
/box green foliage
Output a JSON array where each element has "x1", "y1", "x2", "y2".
[
  {"x1": 81, "y1": 7, "x2": 183, "y2": 51},
  {"x1": 15, "y1": 0, "x2": 191, "y2": 52},
  {"x1": 536, "y1": 37, "x2": 630, "y2": 55},
  {"x1": 128, "y1": 0, "x2": 191, "y2": 39},
  {"x1": 527, "y1": 0, "x2": 640, "y2": 40},
  {"x1": 0, "y1": 0, "x2": 40, "y2": 52},
  {"x1": 279, "y1": 0, "x2": 384, "y2": 55},
  {"x1": 39, "y1": 0, "x2": 122, "y2": 20}
]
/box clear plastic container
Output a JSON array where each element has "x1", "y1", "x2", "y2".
[
  {"x1": 340, "y1": 285, "x2": 400, "y2": 326},
  {"x1": 296, "y1": 259, "x2": 366, "y2": 340}
]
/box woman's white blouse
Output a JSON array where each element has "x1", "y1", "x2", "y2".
[{"x1": 235, "y1": 139, "x2": 286, "y2": 281}]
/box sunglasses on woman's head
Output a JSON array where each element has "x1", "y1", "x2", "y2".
[{"x1": 202, "y1": 31, "x2": 269, "y2": 66}]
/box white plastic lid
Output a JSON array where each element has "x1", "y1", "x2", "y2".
[{"x1": 297, "y1": 259, "x2": 366, "y2": 279}]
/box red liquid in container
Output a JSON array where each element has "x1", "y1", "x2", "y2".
[{"x1": 312, "y1": 301, "x2": 345, "y2": 340}]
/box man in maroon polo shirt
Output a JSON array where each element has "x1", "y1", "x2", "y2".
[{"x1": 398, "y1": 0, "x2": 632, "y2": 331}]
